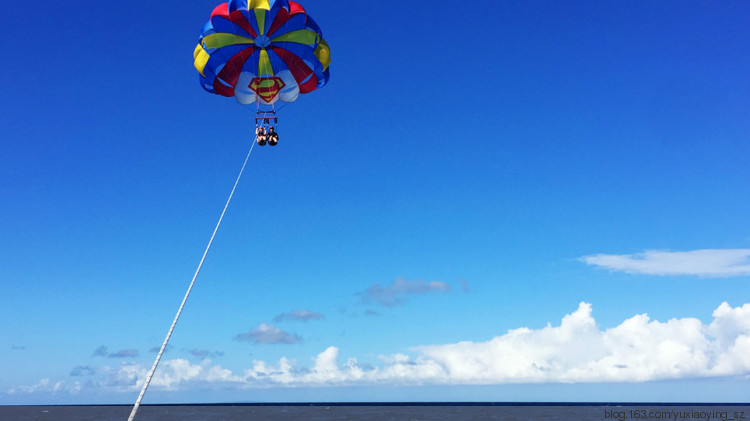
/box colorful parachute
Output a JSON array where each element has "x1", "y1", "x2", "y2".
[{"x1": 193, "y1": 0, "x2": 330, "y2": 108}]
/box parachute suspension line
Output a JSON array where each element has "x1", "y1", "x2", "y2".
[{"x1": 127, "y1": 140, "x2": 257, "y2": 421}]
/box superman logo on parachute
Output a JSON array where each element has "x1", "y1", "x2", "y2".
[{"x1": 249, "y1": 76, "x2": 286, "y2": 103}]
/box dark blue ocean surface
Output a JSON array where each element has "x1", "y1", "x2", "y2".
[{"x1": 2, "y1": 403, "x2": 748, "y2": 421}]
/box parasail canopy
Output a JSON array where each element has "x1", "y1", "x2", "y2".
[{"x1": 194, "y1": 0, "x2": 331, "y2": 108}]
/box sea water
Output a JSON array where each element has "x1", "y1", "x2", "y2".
[{"x1": 1, "y1": 403, "x2": 748, "y2": 421}]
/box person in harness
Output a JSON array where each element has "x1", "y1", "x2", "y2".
[
  {"x1": 267, "y1": 125, "x2": 279, "y2": 146},
  {"x1": 255, "y1": 126, "x2": 267, "y2": 146}
]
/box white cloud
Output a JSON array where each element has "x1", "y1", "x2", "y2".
[
  {"x1": 11, "y1": 302, "x2": 750, "y2": 396},
  {"x1": 415, "y1": 302, "x2": 606, "y2": 383},
  {"x1": 8, "y1": 378, "x2": 65, "y2": 395},
  {"x1": 93, "y1": 359, "x2": 244, "y2": 393},
  {"x1": 235, "y1": 302, "x2": 750, "y2": 386},
  {"x1": 581, "y1": 249, "x2": 750, "y2": 277},
  {"x1": 240, "y1": 346, "x2": 443, "y2": 386},
  {"x1": 416, "y1": 302, "x2": 750, "y2": 384}
]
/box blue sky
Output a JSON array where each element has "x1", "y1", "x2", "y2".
[{"x1": 2, "y1": 0, "x2": 750, "y2": 405}]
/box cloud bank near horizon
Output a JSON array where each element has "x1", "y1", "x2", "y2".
[
  {"x1": 581, "y1": 249, "x2": 750, "y2": 277},
  {"x1": 10, "y1": 301, "x2": 750, "y2": 396}
]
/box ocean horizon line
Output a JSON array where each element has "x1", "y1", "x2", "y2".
[{"x1": 6, "y1": 402, "x2": 749, "y2": 407}]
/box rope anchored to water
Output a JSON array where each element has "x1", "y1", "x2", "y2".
[{"x1": 127, "y1": 140, "x2": 256, "y2": 421}]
